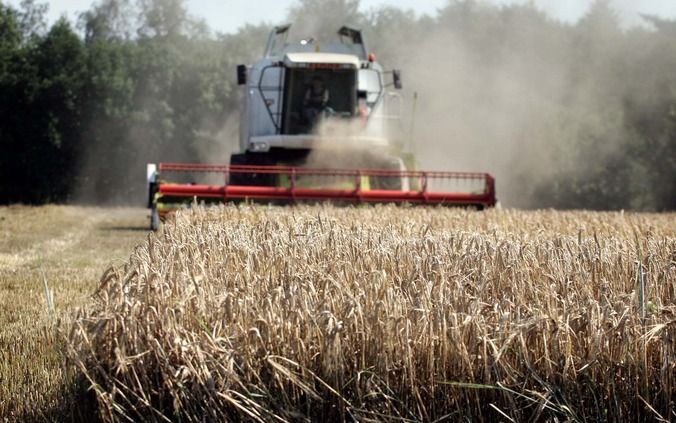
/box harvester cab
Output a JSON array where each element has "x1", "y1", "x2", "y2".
[
  {"x1": 147, "y1": 25, "x2": 497, "y2": 230},
  {"x1": 232, "y1": 24, "x2": 403, "y2": 175}
]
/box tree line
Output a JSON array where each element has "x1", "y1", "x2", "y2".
[{"x1": 0, "y1": 0, "x2": 674, "y2": 210}]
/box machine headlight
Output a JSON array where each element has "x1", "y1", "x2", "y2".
[{"x1": 250, "y1": 142, "x2": 269, "y2": 152}]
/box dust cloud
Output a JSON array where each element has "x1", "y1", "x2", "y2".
[
  {"x1": 348, "y1": 1, "x2": 676, "y2": 210},
  {"x1": 282, "y1": 2, "x2": 650, "y2": 208},
  {"x1": 302, "y1": 114, "x2": 388, "y2": 169},
  {"x1": 401, "y1": 28, "x2": 570, "y2": 207},
  {"x1": 374, "y1": 8, "x2": 630, "y2": 207}
]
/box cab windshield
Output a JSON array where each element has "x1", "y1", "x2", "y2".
[{"x1": 282, "y1": 68, "x2": 356, "y2": 135}]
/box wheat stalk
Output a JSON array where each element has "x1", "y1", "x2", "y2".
[{"x1": 68, "y1": 205, "x2": 676, "y2": 422}]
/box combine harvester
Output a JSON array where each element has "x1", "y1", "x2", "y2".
[{"x1": 147, "y1": 25, "x2": 496, "y2": 229}]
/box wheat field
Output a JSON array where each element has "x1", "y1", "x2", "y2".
[
  {"x1": 0, "y1": 206, "x2": 149, "y2": 422},
  {"x1": 67, "y1": 205, "x2": 675, "y2": 422}
]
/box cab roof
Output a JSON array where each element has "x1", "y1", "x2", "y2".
[{"x1": 284, "y1": 52, "x2": 360, "y2": 69}]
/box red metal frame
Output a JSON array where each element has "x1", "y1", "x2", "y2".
[{"x1": 155, "y1": 163, "x2": 497, "y2": 208}]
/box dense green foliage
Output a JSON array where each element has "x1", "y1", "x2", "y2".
[{"x1": 0, "y1": 0, "x2": 674, "y2": 209}]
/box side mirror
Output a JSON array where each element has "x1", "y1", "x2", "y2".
[
  {"x1": 392, "y1": 69, "x2": 402, "y2": 90},
  {"x1": 237, "y1": 64, "x2": 247, "y2": 85}
]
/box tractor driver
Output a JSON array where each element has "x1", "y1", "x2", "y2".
[{"x1": 303, "y1": 76, "x2": 329, "y2": 126}]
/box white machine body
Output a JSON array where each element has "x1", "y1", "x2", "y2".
[{"x1": 237, "y1": 25, "x2": 402, "y2": 156}]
